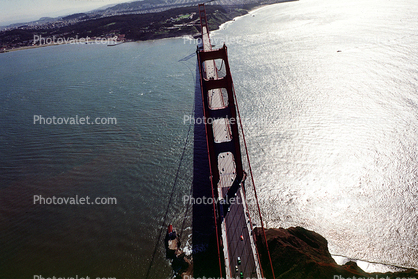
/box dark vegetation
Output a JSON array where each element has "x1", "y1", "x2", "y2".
[{"x1": 0, "y1": 5, "x2": 256, "y2": 49}]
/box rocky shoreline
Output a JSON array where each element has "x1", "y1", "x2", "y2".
[
  {"x1": 172, "y1": 226, "x2": 417, "y2": 278},
  {"x1": 255, "y1": 227, "x2": 418, "y2": 279}
]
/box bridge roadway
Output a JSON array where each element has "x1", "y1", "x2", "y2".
[{"x1": 197, "y1": 4, "x2": 263, "y2": 278}]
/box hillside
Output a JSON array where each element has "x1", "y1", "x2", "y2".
[{"x1": 0, "y1": 0, "x2": 296, "y2": 52}]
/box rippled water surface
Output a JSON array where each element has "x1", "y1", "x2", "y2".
[
  {"x1": 212, "y1": 0, "x2": 418, "y2": 270},
  {"x1": 0, "y1": 41, "x2": 196, "y2": 278},
  {"x1": 1, "y1": 0, "x2": 418, "y2": 277}
]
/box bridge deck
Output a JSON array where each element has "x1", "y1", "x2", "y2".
[{"x1": 197, "y1": 4, "x2": 263, "y2": 278}]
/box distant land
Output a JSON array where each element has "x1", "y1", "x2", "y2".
[{"x1": 0, "y1": 0, "x2": 296, "y2": 52}]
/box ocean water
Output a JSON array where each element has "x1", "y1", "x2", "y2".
[
  {"x1": 211, "y1": 0, "x2": 418, "y2": 271},
  {"x1": 0, "y1": 41, "x2": 197, "y2": 278},
  {"x1": 1, "y1": 0, "x2": 418, "y2": 277}
]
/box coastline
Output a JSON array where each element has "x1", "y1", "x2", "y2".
[
  {"x1": 217, "y1": 0, "x2": 299, "y2": 30},
  {"x1": 1, "y1": 40, "x2": 97, "y2": 54},
  {"x1": 1, "y1": 44, "x2": 50, "y2": 53},
  {"x1": 0, "y1": 37, "x2": 128, "y2": 54},
  {"x1": 255, "y1": 227, "x2": 418, "y2": 278},
  {"x1": 1, "y1": 1, "x2": 297, "y2": 54},
  {"x1": 331, "y1": 255, "x2": 410, "y2": 273}
]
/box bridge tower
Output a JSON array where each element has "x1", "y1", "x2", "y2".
[{"x1": 195, "y1": 4, "x2": 275, "y2": 278}]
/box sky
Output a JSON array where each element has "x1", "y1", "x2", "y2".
[{"x1": 0, "y1": 0, "x2": 134, "y2": 26}]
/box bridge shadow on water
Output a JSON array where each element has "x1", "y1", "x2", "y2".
[{"x1": 192, "y1": 61, "x2": 221, "y2": 277}]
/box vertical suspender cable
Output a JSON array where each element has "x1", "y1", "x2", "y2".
[
  {"x1": 145, "y1": 109, "x2": 194, "y2": 279},
  {"x1": 232, "y1": 83, "x2": 276, "y2": 279}
]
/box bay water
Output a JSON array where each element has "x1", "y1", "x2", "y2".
[{"x1": 1, "y1": 0, "x2": 418, "y2": 277}]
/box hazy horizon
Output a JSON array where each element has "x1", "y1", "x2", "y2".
[{"x1": 0, "y1": 0, "x2": 136, "y2": 26}]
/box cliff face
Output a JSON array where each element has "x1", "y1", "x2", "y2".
[{"x1": 255, "y1": 227, "x2": 418, "y2": 279}]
